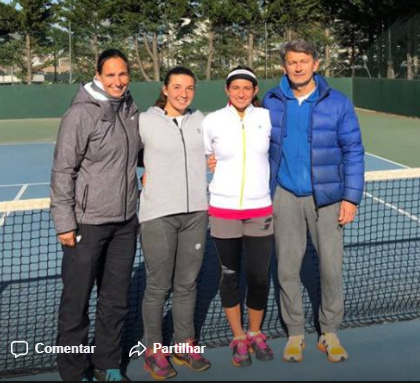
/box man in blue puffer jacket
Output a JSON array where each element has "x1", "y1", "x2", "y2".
[{"x1": 263, "y1": 40, "x2": 364, "y2": 364}]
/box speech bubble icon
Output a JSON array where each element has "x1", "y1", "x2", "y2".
[{"x1": 11, "y1": 341, "x2": 29, "y2": 359}]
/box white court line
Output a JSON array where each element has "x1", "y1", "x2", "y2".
[
  {"x1": 0, "y1": 184, "x2": 29, "y2": 227},
  {"x1": 365, "y1": 152, "x2": 410, "y2": 169},
  {"x1": 364, "y1": 155, "x2": 419, "y2": 225},
  {"x1": 0, "y1": 182, "x2": 49, "y2": 188},
  {"x1": 364, "y1": 191, "x2": 420, "y2": 224},
  {"x1": 14, "y1": 184, "x2": 29, "y2": 201}
]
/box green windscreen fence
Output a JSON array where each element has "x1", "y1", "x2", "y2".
[
  {"x1": 0, "y1": 78, "x2": 354, "y2": 120},
  {"x1": 2, "y1": 77, "x2": 419, "y2": 119},
  {"x1": 354, "y1": 78, "x2": 420, "y2": 118}
]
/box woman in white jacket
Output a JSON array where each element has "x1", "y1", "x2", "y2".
[{"x1": 203, "y1": 67, "x2": 274, "y2": 367}]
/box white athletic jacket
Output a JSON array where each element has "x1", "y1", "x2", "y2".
[{"x1": 203, "y1": 104, "x2": 272, "y2": 210}]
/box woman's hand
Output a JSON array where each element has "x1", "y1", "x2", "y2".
[
  {"x1": 207, "y1": 154, "x2": 217, "y2": 173},
  {"x1": 58, "y1": 231, "x2": 76, "y2": 248}
]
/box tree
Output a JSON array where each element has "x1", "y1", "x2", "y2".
[
  {"x1": 0, "y1": 3, "x2": 19, "y2": 36},
  {"x1": 264, "y1": 0, "x2": 324, "y2": 40},
  {"x1": 195, "y1": 0, "x2": 238, "y2": 79},
  {"x1": 60, "y1": 0, "x2": 111, "y2": 80},
  {"x1": 0, "y1": 3, "x2": 20, "y2": 78},
  {"x1": 41, "y1": 26, "x2": 69, "y2": 82},
  {"x1": 108, "y1": 0, "x2": 190, "y2": 81},
  {"x1": 230, "y1": 0, "x2": 263, "y2": 69},
  {"x1": 10, "y1": 0, "x2": 56, "y2": 84}
]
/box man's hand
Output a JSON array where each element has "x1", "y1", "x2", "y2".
[
  {"x1": 58, "y1": 231, "x2": 76, "y2": 248},
  {"x1": 339, "y1": 201, "x2": 358, "y2": 226},
  {"x1": 207, "y1": 154, "x2": 217, "y2": 173},
  {"x1": 141, "y1": 173, "x2": 147, "y2": 188}
]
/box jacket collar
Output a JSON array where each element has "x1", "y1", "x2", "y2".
[
  {"x1": 149, "y1": 106, "x2": 193, "y2": 122},
  {"x1": 226, "y1": 102, "x2": 255, "y2": 118}
]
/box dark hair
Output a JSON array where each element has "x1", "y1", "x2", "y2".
[
  {"x1": 227, "y1": 66, "x2": 261, "y2": 107},
  {"x1": 280, "y1": 40, "x2": 319, "y2": 65},
  {"x1": 155, "y1": 67, "x2": 197, "y2": 109},
  {"x1": 97, "y1": 49, "x2": 130, "y2": 74}
]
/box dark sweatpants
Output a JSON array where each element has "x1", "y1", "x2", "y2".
[{"x1": 57, "y1": 216, "x2": 138, "y2": 381}]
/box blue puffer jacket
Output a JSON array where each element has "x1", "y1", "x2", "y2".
[{"x1": 263, "y1": 75, "x2": 365, "y2": 207}]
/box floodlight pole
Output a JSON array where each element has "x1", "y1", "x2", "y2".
[
  {"x1": 265, "y1": 22, "x2": 268, "y2": 79},
  {"x1": 69, "y1": 20, "x2": 72, "y2": 84}
]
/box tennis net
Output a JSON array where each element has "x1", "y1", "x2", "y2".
[{"x1": 1, "y1": 168, "x2": 420, "y2": 377}]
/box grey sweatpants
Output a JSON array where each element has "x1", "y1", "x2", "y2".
[
  {"x1": 140, "y1": 211, "x2": 208, "y2": 348},
  {"x1": 273, "y1": 187, "x2": 344, "y2": 336}
]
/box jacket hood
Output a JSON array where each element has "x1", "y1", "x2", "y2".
[
  {"x1": 71, "y1": 84, "x2": 138, "y2": 121},
  {"x1": 71, "y1": 84, "x2": 102, "y2": 107}
]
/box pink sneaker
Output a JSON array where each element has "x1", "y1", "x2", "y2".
[
  {"x1": 172, "y1": 340, "x2": 211, "y2": 372},
  {"x1": 144, "y1": 348, "x2": 177, "y2": 381},
  {"x1": 230, "y1": 338, "x2": 252, "y2": 367},
  {"x1": 247, "y1": 332, "x2": 274, "y2": 362}
]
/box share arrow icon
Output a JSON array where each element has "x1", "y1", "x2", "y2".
[{"x1": 129, "y1": 341, "x2": 147, "y2": 358}]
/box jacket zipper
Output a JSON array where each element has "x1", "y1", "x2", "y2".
[
  {"x1": 174, "y1": 119, "x2": 190, "y2": 213},
  {"x1": 78, "y1": 185, "x2": 89, "y2": 224},
  {"x1": 117, "y1": 111, "x2": 130, "y2": 221},
  {"x1": 240, "y1": 121, "x2": 247, "y2": 209}
]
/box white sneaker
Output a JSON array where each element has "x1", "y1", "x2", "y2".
[
  {"x1": 317, "y1": 333, "x2": 349, "y2": 363},
  {"x1": 283, "y1": 335, "x2": 305, "y2": 363}
]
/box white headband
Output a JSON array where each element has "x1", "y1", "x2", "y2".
[{"x1": 227, "y1": 69, "x2": 257, "y2": 80}]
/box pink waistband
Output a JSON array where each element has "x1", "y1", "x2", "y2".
[{"x1": 209, "y1": 205, "x2": 273, "y2": 220}]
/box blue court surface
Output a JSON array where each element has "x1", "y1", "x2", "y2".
[
  {"x1": 1, "y1": 144, "x2": 420, "y2": 381},
  {"x1": 0, "y1": 143, "x2": 409, "y2": 203}
]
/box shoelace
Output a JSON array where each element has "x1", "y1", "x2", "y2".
[
  {"x1": 230, "y1": 339, "x2": 251, "y2": 355},
  {"x1": 250, "y1": 333, "x2": 268, "y2": 350},
  {"x1": 149, "y1": 351, "x2": 171, "y2": 369},
  {"x1": 324, "y1": 334, "x2": 340, "y2": 348}
]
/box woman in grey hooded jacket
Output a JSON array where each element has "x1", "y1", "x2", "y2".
[
  {"x1": 139, "y1": 67, "x2": 210, "y2": 380},
  {"x1": 51, "y1": 49, "x2": 141, "y2": 382}
]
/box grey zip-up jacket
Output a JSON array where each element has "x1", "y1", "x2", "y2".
[
  {"x1": 139, "y1": 107, "x2": 208, "y2": 223},
  {"x1": 51, "y1": 85, "x2": 142, "y2": 234}
]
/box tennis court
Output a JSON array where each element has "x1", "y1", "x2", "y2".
[
  {"x1": 1, "y1": 109, "x2": 419, "y2": 203},
  {"x1": 1, "y1": 110, "x2": 420, "y2": 380}
]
